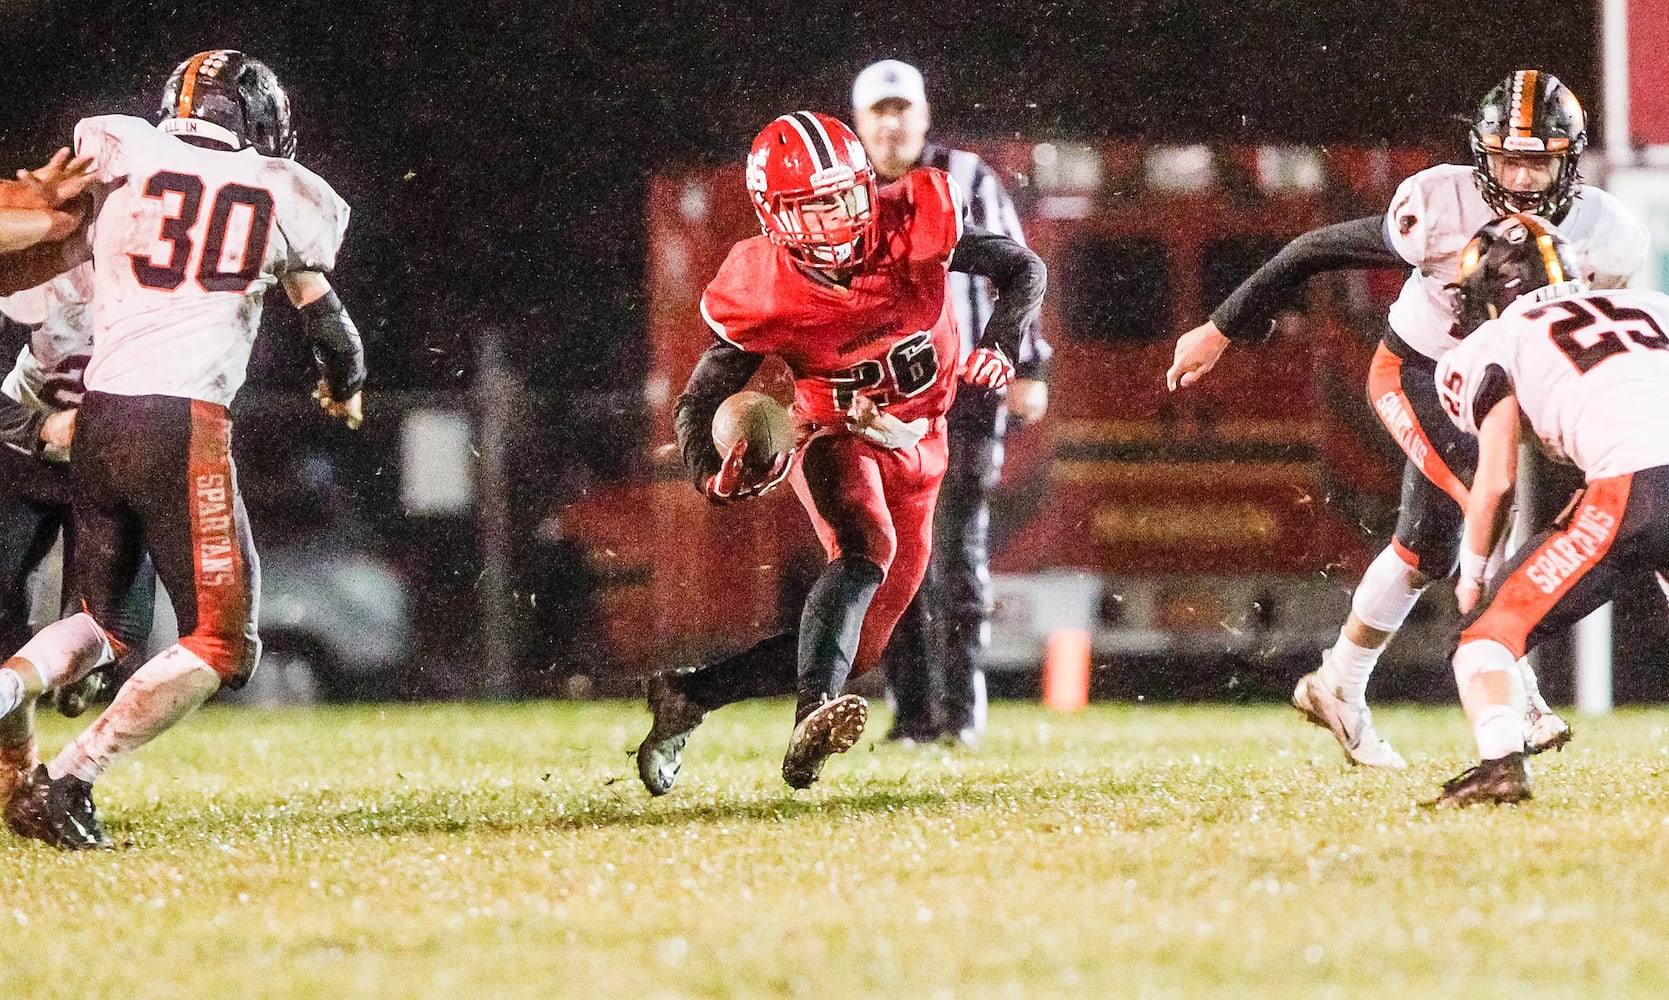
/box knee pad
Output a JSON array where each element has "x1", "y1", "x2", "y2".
[
  {"x1": 1453, "y1": 639, "x2": 1517, "y2": 691},
  {"x1": 1351, "y1": 545, "x2": 1429, "y2": 632},
  {"x1": 14, "y1": 612, "x2": 115, "y2": 689}
]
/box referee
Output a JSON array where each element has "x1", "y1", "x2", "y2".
[{"x1": 853, "y1": 60, "x2": 1051, "y2": 748}]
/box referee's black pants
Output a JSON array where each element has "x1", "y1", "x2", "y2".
[{"x1": 881, "y1": 388, "x2": 1004, "y2": 737}]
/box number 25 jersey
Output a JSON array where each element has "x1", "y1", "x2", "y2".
[
  {"x1": 699, "y1": 167, "x2": 964, "y2": 427},
  {"x1": 74, "y1": 114, "x2": 349, "y2": 406},
  {"x1": 1438, "y1": 287, "x2": 1669, "y2": 480}
]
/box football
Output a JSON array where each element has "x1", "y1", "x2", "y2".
[{"x1": 711, "y1": 390, "x2": 794, "y2": 472}]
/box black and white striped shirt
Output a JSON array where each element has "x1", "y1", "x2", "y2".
[{"x1": 919, "y1": 142, "x2": 1049, "y2": 379}]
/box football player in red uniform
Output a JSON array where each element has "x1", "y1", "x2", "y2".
[{"x1": 635, "y1": 111, "x2": 1045, "y2": 794}]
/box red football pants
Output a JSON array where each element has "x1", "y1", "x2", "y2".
[{"x1": 790, "y1": 423, "x2": 948, "y2": 675}]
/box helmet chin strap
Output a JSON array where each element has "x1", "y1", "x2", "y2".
[{"x1": 158, "y1": 117, "x2": 245, "y2": 151}]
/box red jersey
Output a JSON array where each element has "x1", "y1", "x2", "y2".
[{"x1": 700, "y1": 167, "x2": 964, "y2": 426}]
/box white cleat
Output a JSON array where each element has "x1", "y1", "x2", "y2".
[
  {"x1": 1292, "y1": 671, "x2": 1407, "y2": 769},
  {"x1": 1524, "y1": 705, "x2": 1574, "y2": 755}
]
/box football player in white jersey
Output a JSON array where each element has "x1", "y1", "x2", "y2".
[
  {"x1": 1166, "y1": 70, "x2": 1650, "y2": 768},
  {"x1": 0, "y1": 50, "x2": 365, "y2": 849},
  {"x1": 1433, "y1": 215, "x2": 1669, "y2": 806},
  {"x1": 0, "y1": 268, "x2": 157, "y2": 749}
]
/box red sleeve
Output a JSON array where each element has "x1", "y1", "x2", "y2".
[
  {"x1": 903, "y1": 167, "x2": 963, "y2": 265},
  {"x1": 699, "y1": 238, "x2": 790, "y2": 355}
]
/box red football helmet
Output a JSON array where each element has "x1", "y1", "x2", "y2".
[{"x1": 747, "y1": 111, "x2": 878, "y2": 269}]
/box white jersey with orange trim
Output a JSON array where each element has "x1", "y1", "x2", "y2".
[
  {"x1": 0, "y1": 262, "x2": 95, "y2": 416},
  {"x1": 1437, "y1": 287, "x2": 1669, "y2": 480},
  {"x1": 1385, "y1": 164, "x2": 1649, "y2": 362},
  {"x1": 73, "y1": 114, "x2": 349, "y2": 406}
]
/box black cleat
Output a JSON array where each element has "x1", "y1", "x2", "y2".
[
  {"x1": 881, "y1": 721, "x2": 941, "y2": 747},
  {"x1": 1428, "y1": 752, "x2": 1533, "y2": 810},
  {"x1": 50, "y1": 668, "x2": 110, "y2": 719},
  {"x1": 4, "y1": 765, "x2": 114, "y2": 850},
  {"x1": 635, "y1": 674, "x2": 707, "y2": 797},
  {"x1": 782, "y1": 694, "x2": 868, "y2": 790}
]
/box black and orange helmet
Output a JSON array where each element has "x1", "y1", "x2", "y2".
[
  {"x1": 1451, "y1": 213, "x2": 1586, "y2": 336},
  {"x1": 1470, "y1": 70, "x2": 1587, "y2": 221},
  {"x1": 158, "y1": 50, "x2": 296, "y2": 159}
]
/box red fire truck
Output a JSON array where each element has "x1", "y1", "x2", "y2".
[{"x1": 560, "y1": 139, "x2": 1453, "y2": 686}]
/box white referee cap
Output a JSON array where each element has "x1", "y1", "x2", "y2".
[{"x1": 852, "y1": 60, "x2": 927, "y2": 110}]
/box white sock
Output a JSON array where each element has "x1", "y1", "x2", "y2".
[
  {"x1": 14, "y1": 612, "x2": 114, "y2": 690},
  {"x1": 1350, "y1": 545, "x2": 1427, "y2": 632},
  {"x1": 48, "y1": 645, "x2": 221, "y2": 783},
  {"x1": 1474, "y1": 705, "x2": 1524, "y2": 760},
  {"x1": 1322, "y1": 633, "x2": 1380, "y2": 705},
  {"x1": 1518, "y1": 658, "x2": 1552, "y2": 715}
]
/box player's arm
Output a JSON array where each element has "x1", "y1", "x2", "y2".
[
  {"x1": 949, "y1": 223, "x2": 1047, "y2": 389},
  {"x1": 674, "y1": 338, "x2": 766, "y2": 489},
  {"x1": 974, "y1": 163, "x2": 1051, "y2": 418},
  {"x1": 0, "y1": 390, "x2": 48, "y2": 458},
  {"x1": 282, "y1": 270, "x2": 366, "y2": 429},
  {"x1": 1168, "y1": 215, "x2": 1406, "y2": 390},
  {"x1": 0, "y1": 225, "x2": 91, "y2": 296},
  {"x1": 1457, "y1": 392, "x2": 1522, "y2": 614},
  {"x1": 0, "y1": 149, "x2": 98, "y2": 256}
]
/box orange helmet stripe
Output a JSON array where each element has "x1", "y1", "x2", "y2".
[
  {"x1": 1511, "y1": 69, "x2": 1540, "y2": 137},
  {"x1": 1516, "y1": 214, "x2": 1567, "y2": 284},
  {"x1": 176, "y1": 51, "x2": 212, "y2": 119}
]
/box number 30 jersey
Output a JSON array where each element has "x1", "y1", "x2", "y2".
[
  {"x1": 699, "y1": 167, "x2": 963, "y2": 426},
  {"x1": 1437, "y1": 287, "x2": 1669, "y2": 480},
  {"x1": 74, "y1": 114, "x2": 349, "y2": 406}
]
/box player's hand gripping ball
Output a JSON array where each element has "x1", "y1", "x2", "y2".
[{"x1": 707, "y1": 390, "x2": 796, "y2": 502}]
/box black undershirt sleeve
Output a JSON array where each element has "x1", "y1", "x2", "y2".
[
  {"x1": 298, "y1": 288, "x2": 366, "y2": 400},
  {"x1": 1209, "y1": 215, "x2": 1407, "y2": 342},
  {"x1": 948, "y1": 224, "x2": 1047, "y2": 363},
  {"x1": 673, "y1": 338, "x2": 766, "y2": 487},
  {"x1": 0, "y1": 392, "x2": 45, "y2": 457}
]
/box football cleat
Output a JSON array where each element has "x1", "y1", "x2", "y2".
[
  {"x1": 1292, "y1": 670, "x2": 1407, "y2": 769},
  {"x1": 4, "y1": 765, "x2": 113, "y2": 850},
  {"x1": 782, "y1": 693, "x2": 868, "y2": 790},
  {"x1": 1429, "y1": 752, "x2": 1533, "y2": 809},
  {"x1": 1525, "y1": 705, "x2": 1574, "y2": 755},
  {"x1": 0, "y1": 739, "x2": 38, "y2": 807},
  {"x1": 635, "y1": 674, "x2": 707, "y2": 797},
  {"x1": 50, "y1": 668, "x2": 109, "y2": 719}
]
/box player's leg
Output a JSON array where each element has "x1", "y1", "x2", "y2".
[
  {"x1": 1296, "y1": 343, "x2": 1475, "y2": 768},
  {"x1": 49, "y1": 401, "x2": 255, "y2": 783},
  {"x1": 935, "y1": 395, "x2": 1002, "y2": 747},
  {"x1": 1434, "y1": 472, "x2": 1647, "y2": 807},
  {"x1": 636, "y1": 631, "x2": 799, "y2": 795},
  {"x1": 0, "y1": 475, "x2": 68, "y2": 804},
  {"x1": 1296, "y1": 463, "x2": 1453, "y2": 768},
  {"x1": 16, "y1": 398, "x2": 252, "y2": 848},
  {"x1": 636, "y1": 434, "x2": 894, "y2": 794},
  {"x1": 878, "y1": 574, "x2": 942, "y2": 744},
  {"x1": 3, "y1": 398, "x2": 150, "y2": 847},
  {"x1": 0, "y1": 469, "x2": 132, "y2": 806},
  {"x1": 779, "y1": 436, "x2": 910, "y2": 787}
]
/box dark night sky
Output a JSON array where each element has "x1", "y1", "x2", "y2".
[{"x1": 0, "y1": 1, "x2": 1599, "y2": 394}]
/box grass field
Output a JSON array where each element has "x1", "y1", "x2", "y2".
[{"x1": 5, "y1": 698, "x2": 1669, "y2": 998}]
